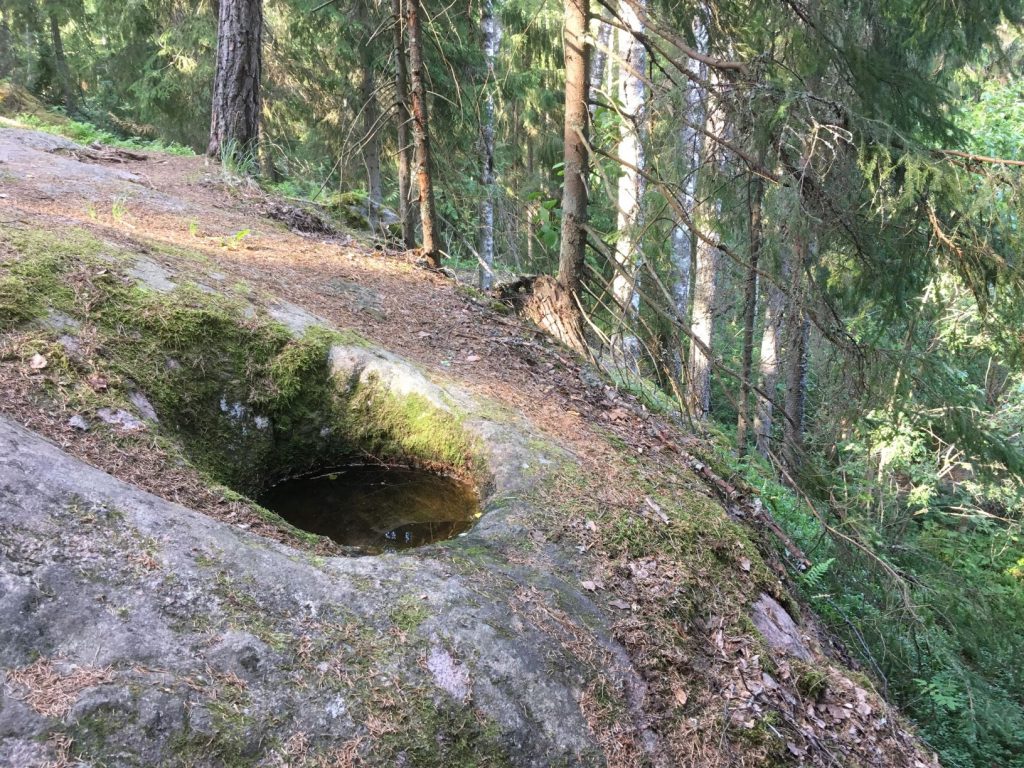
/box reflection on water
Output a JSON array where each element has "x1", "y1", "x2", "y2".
[{"x1": 257, "y1": 464, "x2": 480, "y2": 553}]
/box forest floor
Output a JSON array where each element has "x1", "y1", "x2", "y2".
[{"x1": 0, "y1": 124, "x2": 939, "y2": 767}]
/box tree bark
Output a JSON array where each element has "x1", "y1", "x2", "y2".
[
  {"x1": 524, "y1": 0, "x2": 590, "y2": 356},
  {"x1": 207, "y1": 0, "x2": 262, "y2": 162},
  {"x1": 609, "y1": 0, "x2": 646, "y2": 368},
  {"x1": 587, "y1": 20, "x2": 611, "y2": 117},
  {"x1": 685, "y1": 14, "x2": 719, "y2": 420},
  {"x1": 358, "y1": 1, "x2": 383, "y2": 234},
  {"x1": 556, "y1": 0, "x2": 589, "y2": 299},
  {"x1": 48, "y1": 11, "x2": 74, "y2": 113},
  {"x1": 406, "y1": 0, "x2": 440, "y2": 267},
  {"x1": 391, "y1": 0, "x2": 416, "y2": 248},
  {"x1": 478, "y1": 0, "x2": 500, "y2": 290},
  {"x1": 668, "y1": 53, "x2": 704, "y2": 383},
  {"x1": 755, "y1": 245, "x2": 787, "y2": 458},
  {"x1": 736, "y1": 175, "x2": 764, "y2": 456}
]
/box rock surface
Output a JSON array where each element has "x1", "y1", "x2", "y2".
[{"x1": 0, "y1": 414, "x2": 645, "y2": 766}]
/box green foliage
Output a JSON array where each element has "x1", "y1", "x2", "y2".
[
  {"x1": 13, "y1": 112, "x2": 195, "y2": 155},
  {"x1": 713, "y1": 438, "x2": 1024, "y2": 768}
]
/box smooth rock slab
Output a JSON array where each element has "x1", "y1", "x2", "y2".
[{"x1": 0, "y1": 415, "x2": 652, "y2": 767}]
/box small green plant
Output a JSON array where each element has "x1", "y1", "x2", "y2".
[
  {"x1": 219, "y1": 139, "x2": 259, "y2": 177},
  {"x1": 111, "y1": 196, "x2": 128, "y2": 222},
  {"x1": 221, "y1": 229, "x2": 251, "y2": 250}
]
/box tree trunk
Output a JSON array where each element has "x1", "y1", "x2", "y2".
[
  {"x1": 391, "y1": 0, "x2": 416, "y2": 248},
  {"x1": 782, "y1": 235, "x2": 811, "y2": 472},
  {"x1": 48, "y1": 12, "x2": 74, "y2": 113},
  {"x1": 525, "y1": 0, "x2": 590, "y2": 355},
  {"x1": 207, "y1": 0, "x2": 262, "y2": 162},
  {"x1": 736, "y1": 175, "x2": 764, "y2": 456},
  {"x1": 587, "y1": 20, "x2": 611, "y2": 117},
  {"x1": 523, "y1": 275, "x2": 589, "y2": 354},
  {"x1": 406, "y1": 0, "x2": 440, "y2": 267},
  {"x1": 358, "y1": 1, "x2": 382, "y2": 234},
  {"x1": 0, "y1": 11, "x2": 11, "y2": 79},
  {"x1": 755, "y1": 246, "x2": 787, "y2": 458},
  {"x1": 478, "y1": 0, "x2": 500, "y2": 290},
  {"x1": 609, "y1": 0, "x2": 646, "y2": 368},
  {"x1": 556, "y1": 0, "x2": 589, "y2": 299},
  {"x1": 685, "y1": 15, "x2": 719, "y2": 420},
  {"x1": 668, "y1": 55, "x2": 703, "y2": 384}
]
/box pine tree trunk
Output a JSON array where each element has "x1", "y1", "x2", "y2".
[
  {"x1": 478, "y1": 0, "x2": 500, "y2": 290},
  {"x1": 755, "y1": 246, "x2": 786, "y2": 458},
  {"x1": 525, "y1": 0, "x2": 589, "y2": 355},
  {"x1": 685, "y1": 15, "x2": 719, "y2": 420},
  {"x1": 207, "y1": 0, "x2": 262, "y2": 162},
  {"x1": 406, "y1": 0, "x2": 440, "y2": 267},
  {"x1": 48, "y1": 12, "x2": 74, "y2": 113},
  {"x1": 358, "y1": 1, "x2": 382, "y2": 234},
  {"x1": 609, "y1": 0, "x2": 646, "y2": 368},
  {"x1": 736, "y1": 176, "x2": 764, "y2": 456},
  {"x1": 556, "y1": 0, "x2": 589, "y2": 299},
  {"x1": 391, "y1": 0, "x2": 416, "y2": 249}
]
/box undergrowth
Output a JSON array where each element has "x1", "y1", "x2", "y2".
[
  {"x1": 705, "y1": 439, "x2": 1024, "y2": 768},
  {"x1": 14, "y1": 112, "x2": 195, "y2": 155}
]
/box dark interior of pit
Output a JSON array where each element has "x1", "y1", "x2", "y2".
[{"x1": 257, "y1": 464, "x2": 481, "y2": 553}]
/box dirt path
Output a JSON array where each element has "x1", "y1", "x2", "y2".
[{"x1": 0, "y1": 126, "x2": 669, "y2": 467}]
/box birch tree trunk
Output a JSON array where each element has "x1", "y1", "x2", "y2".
[
  {"x1": 667, "y1": 54, "x2": 704, "y2": 382},
  {"x1": 207, "y1": 0, "x2": 262, "y2": 162},
  {"x1": 755, "y1": 247, "x2": 787, "y2": 457},
  {"x1": 588, "y1": 20, "x2": 611, "y2": 117},
  {"x1": 609, "y1": 0, "x2": 646, "y2": 368},
  {"x1": 478, "y1": 0, "x2": 500, "y2": 290},
  {"x1": 736, "y1": 176, "x2": 764, "y2": 456},
  {"x1": 406, "y1": 0, "x2": 440, "y2": 266},
  {"x1": 358, "y1": 1, "x2": 382, "y2": 233},
  {"x1": 391, "y1": 0, "x2": 416, "y2": 248},
  {"x1": 685, "y1": 14, "x2": 719, "y2": 420}
]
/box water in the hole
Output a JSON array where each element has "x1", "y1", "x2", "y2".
[{"x1": 257, "y1": 464, "x2": 480, "y2": 553}]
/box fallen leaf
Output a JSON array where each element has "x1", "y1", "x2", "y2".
[
  {"x1": 585, "y1": 520, "x2": 598, "y2": 532},
  {"x1": 29, "y1": 353, "x2": 47, "y2": 370},
  {"x1": 466, "y1": 354, "x2": 481, "y2": 362},
  {"x1": 580, "y1": 580, "x2": 598, "y2": 592},
  {"x1": 672, "y1": 683, "x2": 689, "y2": 707},
  {"x1": 608, "y1": 599, "x2": 631, "y2": 610},
  {"x1": 740, "y1": 557, "x2": 752, "y2": 572}
]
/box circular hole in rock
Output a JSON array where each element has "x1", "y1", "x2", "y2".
[{"x1": 257, "y1": 464, "x2": 480, "y2": 554}]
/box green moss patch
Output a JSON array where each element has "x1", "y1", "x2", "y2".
[{"x1": 1, "y1": 223, "x2": 485, "y2": 527}]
